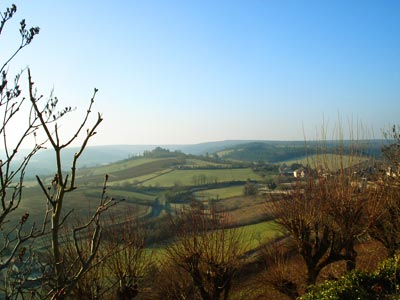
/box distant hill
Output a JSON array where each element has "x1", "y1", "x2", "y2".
[
  {"x1": 174, "y1": 140, "x2": 260, "y2": 155},
  {"x1": 215, "y1": 140, "x2": 384, "y2": 163},
  {"x1": 8, "y1": 141, "x2": 256, "y2": 177},
  {"x1": 215, "y1": 141, "x2": 310, "y2": 163},
  {"x1": 6, "y1": 139, "x2": 384, "y2": 178},
  {"x1": 8, "y1": 145, "x2": 155, "y2": 178}
]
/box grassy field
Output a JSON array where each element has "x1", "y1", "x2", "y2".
[
  {"x1": 148, "y1": 220, "x2": 279, "y2": 262},
  {"x1": 84, "y1": 188, "x2": 155, "y2": 202},
  {"x1": 108, "y1": 168, "x2": 174, "y2": 187},
  {"x1": 142, "y1": 168, "x2": 263, "y2": 187},
  {"x1": 79, "y1": 157, "x2": 163, "y2": 176},
  {"x1": 282, "y1": 154, "x2": 369, "y2": 170},
  {"x1": 16, "y1": 158, "x2": 265, "y2": 226},
  {"x1": 194, "y1": 185, "x2": 245, "y2": 200},
  {"x1": 14, "y1": 185, "x2": 150, "y2": 228},
  {"x1": 237, "y1": 220, "x2": 280, "y2": 248},
  {"x1": 182, "y1": 158, "x2": 229, "y2": 168},
  {"x1": 216, "y1": 149, "x2": 236, "y2": 156},
  {"x1": 78, "y1": 158, "x2": 178, "y2": 185}
]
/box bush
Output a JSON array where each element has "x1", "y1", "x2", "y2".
[
  {"x1": 243, "y1": 180, "x2": 258, "y2": 196},
  {"x1": 301, "y1": 256, "x2": 400, "y2": 300}
]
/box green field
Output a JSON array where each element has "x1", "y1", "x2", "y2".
[
  {"x1": 237, "y1": 221, "x2": 280, "y2": 248},
  {"x1": 16, "y1": 158, "x2": 265, "y2": 226},
  {"x1": 109, "y1": 168, "x2": 174, "y2": 187},
  {"x1": 282, "y1": 154, "x2": 368, "y2": 170},
  {"x1": 78, "y1": 157, "x2": 179, "y2": 185},
  {"x1": 194, "y1": 185, "x2": 244, "y2": 200},
  {"x1": 13, "y1": 184, "x2": 151, "y2": 228},
  {"x1": 216, "y1": 149, "x2": 236, "y2": 156},
  {"x1": 142, "y1": 168, "x2": 263, "y2": 187},
  {"x1": 14, "y1": 152, "x2": 275, "y2": 248},
  {"x1": 149, "y1": 220, "x2": 279, "y2": 261},
  {"x1": 79, "y1": 157, "x2": 162, "y2": 175},
  {"x1": 84, "y1": 188, "x2": 155, "y2": 202},
  {"x1": 182, "y1": 158, "x2": 229, "y2": 168}
]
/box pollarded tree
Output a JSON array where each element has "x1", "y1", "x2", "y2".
[
  {"x1": 270, "y1": 137, "x2": 381, "y2": 285},
  {"x1": 369, "y1": 125, "x2": 400, "y2": 256},
  {"x1": 271, "y1": 178, "x2": 343, "y2": 286},
  {"x1": 368, "y1": 185, "x2": 400, "y2": 257},
  {"x1": 159, "y1": 207, "x2": 246, "y2": 300},
  {"x1": 102, "y1": 217, "x2": 152, "y2": 300}
]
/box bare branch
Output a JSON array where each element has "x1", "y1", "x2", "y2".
[{"x1": 62, "y1": 88, "x2": 99, "y2": 149}]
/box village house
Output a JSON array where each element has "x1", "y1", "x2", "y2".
[{"x1": 293, "y1": 168, "x2": 306, "y2": 178}]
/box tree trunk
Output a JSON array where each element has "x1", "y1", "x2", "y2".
[
  {"x1": 52, "y1": 186, "x2": 65, "y2": 294},
  {"x1": 306, "y1": 267, "x2": 319, "y2": 286},
  {"x1": 345, "y1": 244, "x2": 357, "y2": 272}
]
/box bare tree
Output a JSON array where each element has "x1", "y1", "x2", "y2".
[
  {"x1": 0, "y1": 4, "x2": 42, "y2": 274},
  {"x1": 37, "y1": 172, "x2": 118, "y2": 299},
  {"x1": 44, "y1": 222, "x2": 107, "y2": 300},
  {"x1": 261, "y1": 241, "x2": 300, "y2": 300},
  {"x1": 159, "y1": 207, "x2": 246, "y2": 300},
  {"x1": 270, "y1": 138, "x2": 381, "y2": 285},
  {"x1": 369, "y1": 186, "x2": 400, "y2": 257},
  {"x1": 0, "y1": 3, "x2": 119, "y2": 298},
  {"x1": 271, "y1": 178, "x2": 342, "y2": 285},
  {"x1": 369, "y1": 125, "x2": 400, "y2": 256},
  {"x1": 155, "y1": 260, "x2": 197, "y2": 300},
  {"x1": 25, "y1": 80, "x2": 123, "y2": 299},
  {"x1": 102, "y1": 217, "x2": 151, "y2": 300}
]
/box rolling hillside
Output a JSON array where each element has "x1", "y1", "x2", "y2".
[
  {"x1": 8, "y1": 141, "x2": 387, "y2": 300},
  {"x1": 13, "y1": 140, "x2": 381, "y2": 231},
  {"x1": 17, "y1": 147, "x2": 263, "y2": 226},
  {"x1": 215, "y1": 140, "x2": 383, "y2": 163},
  {"x1": 14, "y1": 139, "x2": 383, "y2": 179}
]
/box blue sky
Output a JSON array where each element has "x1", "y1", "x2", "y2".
[{"x1": 3, "y1": 1, "x2": 400, "y2": 145}]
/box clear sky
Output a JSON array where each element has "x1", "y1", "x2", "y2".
[{"x1": 3, "y1": 1, "x2": 400, "y2": 146}]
